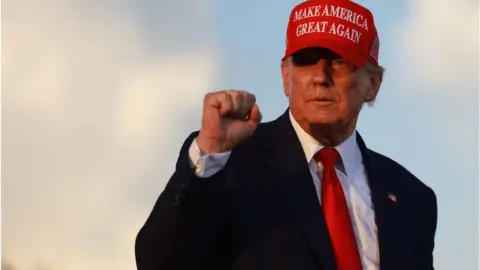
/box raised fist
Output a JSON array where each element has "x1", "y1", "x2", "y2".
[{"x1": 196, "y1": 90, "x2": 262, "y2": 154}]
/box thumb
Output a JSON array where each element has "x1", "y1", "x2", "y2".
[{"x1": 247, "y1": 104, "x2": 262, "y2": 129}]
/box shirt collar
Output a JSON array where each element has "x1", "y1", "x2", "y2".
[{"x1": 289, "y1": 110, "x2": 358, "y2": 177}]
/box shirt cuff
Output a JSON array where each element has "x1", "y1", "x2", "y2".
[{"x1": 188, "y1": 138, "x2": 231, "y2": 178}]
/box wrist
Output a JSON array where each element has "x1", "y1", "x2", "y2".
[{"x1": 196, "y1": 133, "x2": 226, "y2": 154}]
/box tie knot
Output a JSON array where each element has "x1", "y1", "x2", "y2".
[{"x1": 314, "y1": 147, "x2": 340, "y2": 167}]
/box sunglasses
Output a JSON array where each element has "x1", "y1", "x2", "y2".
[{"x1": 291, "y1": 47, "x2": 356, "y2": 73}]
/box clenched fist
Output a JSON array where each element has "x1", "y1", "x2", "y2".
[{"x1": 196, "y1": 90, "x2": 262, "y2": 154}]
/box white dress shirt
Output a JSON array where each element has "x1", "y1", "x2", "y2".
[{"x1": 188, "y1": 111, "x2": 380, "y2": 270}]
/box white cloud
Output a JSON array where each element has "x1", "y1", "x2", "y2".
[
  {"x1": 389, "y1": 0, "x2": 478, "y2": 145},
  {"x1": 394, "y1": 0, "x2": 477, "y2": 88},
  {"x1": 3, "y1": 0, "x2": 217, "y2": 269},
  {"x1": 378, "y1": 0, "x2": 478, "y2": 167}
]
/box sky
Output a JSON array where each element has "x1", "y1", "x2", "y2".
[{"x1": 2, "y1": 0, "x2": 478, "y2": 269}]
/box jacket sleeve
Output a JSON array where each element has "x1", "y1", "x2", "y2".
[
  {"x1": 426, "y1": 187, "x2": 438, "y2": 270},
  {"x1": 135, "y1": 132, "x2": 230, "y2": 270}
]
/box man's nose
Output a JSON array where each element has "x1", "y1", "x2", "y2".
[{"x1": 311, "y1": 59, "x2": 333, "y2": 87}]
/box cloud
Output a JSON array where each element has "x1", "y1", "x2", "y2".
[
  {"x1": 378, "y1": 0, "x2": 478, "y2": 161},
  {"x1": 3, "y1": 0, "x2": 218, "y2": 269},
  {"x1": 393, "y1": 0, "x2": 477, "y2": 89}
]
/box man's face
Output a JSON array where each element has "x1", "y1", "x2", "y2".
[{"x1": 281, "y1": 47, "x2": 382, "y2": 129}]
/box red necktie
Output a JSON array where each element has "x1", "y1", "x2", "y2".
[{"x1": 314, "y1": 147, "x2": 363, "y2": 270}]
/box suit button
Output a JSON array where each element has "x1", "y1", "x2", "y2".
[
  {"x1": 173, "y1": 184, "x2": 186, "y2": 206},
  {"x1": 173, "y1": 194, "x2": 180, "y2": 206}
]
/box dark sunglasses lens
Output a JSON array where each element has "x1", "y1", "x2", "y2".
[{"x1": 292, "y1": 49, "x2": 321, "y2": 66}]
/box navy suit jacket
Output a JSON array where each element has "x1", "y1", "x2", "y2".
[{"x1": 135, "y1": 109, "x2": 437, "y2": 270}]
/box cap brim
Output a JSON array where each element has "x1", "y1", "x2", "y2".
[{"x1": 282, "y1": 37, "x2": 368, "y2": 67}]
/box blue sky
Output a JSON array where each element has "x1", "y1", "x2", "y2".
[{"x1": 3, "y1": 0, "x2": 478, "y2": 269}]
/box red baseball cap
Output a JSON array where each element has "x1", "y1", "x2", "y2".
[{"x1": 282, "y1": 0, "x2": 380, "y2": 67}]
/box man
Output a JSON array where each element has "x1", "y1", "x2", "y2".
[{"x1": 135, "y1": 0, "x2": 438, "y2": 269}]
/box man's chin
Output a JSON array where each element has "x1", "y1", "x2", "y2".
[{"x1": 306, "y1": 112, "x2": 339, "y2": 126}]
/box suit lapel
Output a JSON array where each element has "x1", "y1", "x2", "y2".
[
  {"x1": 262, "y1": 110, "x2": 337, "y2": 270},
  {"x1": 356, "y1": 133, "x2": 402, "y2": 269}
]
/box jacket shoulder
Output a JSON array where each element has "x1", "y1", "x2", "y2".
[{"x1": 368, "y1": 149, "x2": 436, "y2": 199}]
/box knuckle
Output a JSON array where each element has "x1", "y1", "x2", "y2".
[
  {"x1": 224, "y1": 92, "x2": 233, "y2": 103},
  {"x1": 203, "y1": 92, "x2": 213, "y2": 104},
  {"x1": 217, "y1": 91, "x2": 228, "y2": 102},
  {"x1": 238, "y1": 91, "x2": 246, "y2": 99},
  {"x1": 229, "y1": 90, "x2": 239, "y2": 100},
  {"x1": 240, "y1": 92, "x2": 250, "y2": 104}
]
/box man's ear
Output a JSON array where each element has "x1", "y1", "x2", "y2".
[
  {"x1": 365, "y1": 69, "x2": 383, "y2": 102},
  {"x1": 281, "y1": 59, "x2": 290, "y2": 97}
]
